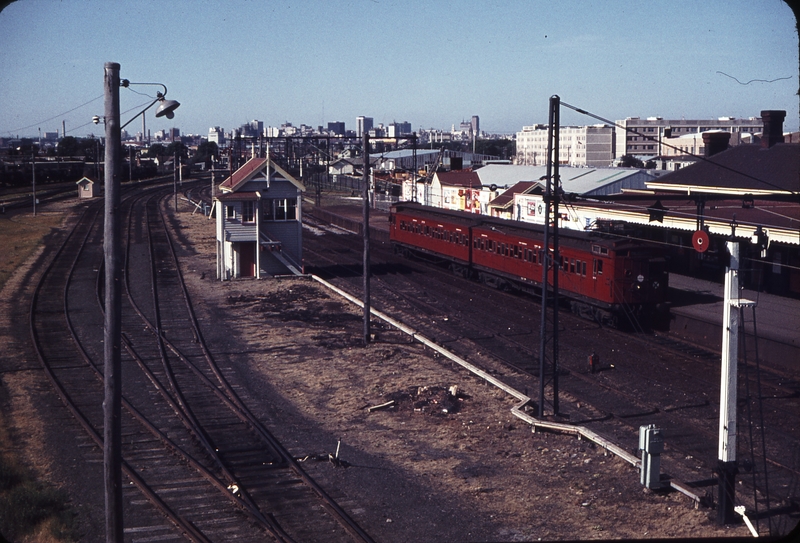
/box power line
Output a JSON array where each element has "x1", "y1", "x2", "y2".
[
  {"x1": 559, "y1": 100, "x2": 797, "y2": 196},
  {"x1": 3, "y1": 94, "x2": 103, "y2": 136}
]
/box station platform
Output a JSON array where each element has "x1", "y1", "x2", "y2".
[
  {"x1": 667, "y1": 273, "x2": 800, "y2": 377},
  {"x1": 304, "y1": 201, "x2": 799, "y2": 376}
]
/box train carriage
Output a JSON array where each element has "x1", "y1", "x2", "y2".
[
  {"x1": 390, "y1": 203, "x2": 668, "y2": 326},
  {"x1": 389, "y1": 203, "x2": 474, "y2": 277}
]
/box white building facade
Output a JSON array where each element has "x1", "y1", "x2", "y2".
[
  {"x1": 613, "y1": 116, "x2": 763, "y2": 158},
  {"x1": 516, "y1": 124, "x2": 614, "y2": 168}
]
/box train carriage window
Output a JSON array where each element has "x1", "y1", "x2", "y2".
[
  {"x1": 582, "y1": 261, "x2": 587, "y2": 276},
  {"x1": 473, "y1": 238, "x2": 480, "y2": 249},
  {"x1": 594, "y1": 259, "x2": 604, "y2": 275},
  {"x1": 570, "y1": 259, "x2": 576, "y2": 274}
]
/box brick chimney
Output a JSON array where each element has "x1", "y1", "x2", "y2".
[
  {"x1": 760, "y1": 110, "x2": 786, "y2": 148},
  {"x1": 702, "y1": 130, "x2": 731, "y2": 157}
]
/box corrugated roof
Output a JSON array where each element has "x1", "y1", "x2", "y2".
[
  {"x1": 646, "y1": 143, "x2": 799, "y2": 195},
  {"x1": 434, "y1": 170, "x2": 481, "y2": 188},
  {"x1": 489, "y1": 181, "x2": 538, "y2": 209},
  {"x1": 375, "y1": 149, "x2": 439, "y2": 159},
  {"x1": 219, "y1": 157, "x2": 267, "y2": 192},
  {"x1": 218, "y1": 157, "x2": 305, "y2": 193},
  {"x1": 475, "y1": 164, "x2": 655, "y2": 196}
]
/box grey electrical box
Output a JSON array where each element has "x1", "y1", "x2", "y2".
[{"x1": 639, "y1": 424, "x2": 663, "y2": 490}]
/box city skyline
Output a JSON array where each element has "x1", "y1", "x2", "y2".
[{"x1": 1, "y1": 0, "x2": 797, "y2": 140}]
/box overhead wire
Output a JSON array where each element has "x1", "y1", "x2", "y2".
[
  {"x1": 3, "y1": 94, "x2": 104, "y2": 136},
  {"x1": 559, "y1": 100, "x2": 798, "y2": 197}
]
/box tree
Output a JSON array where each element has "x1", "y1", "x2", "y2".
[
  {"x1": 145, "y1": 143, "x2": 167, "y2": 158},
  {"x1": 619, "y1": 155, "x2": 644, "y2": 168},
  {"x1": 475, "y1": 138, "x2": 515, "y2": 159},
  {"x1": 165, "y1": 141, "x2": 188, "y2": 161},
  {"x1": 62, "y1": 137, "x2": 76, "y2": 157},
  {"x1": 189, "y1": 140, "x2": 218, "y2": 170}
]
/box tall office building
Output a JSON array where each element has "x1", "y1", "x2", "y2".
[
  {"x1": 357, "y1": 116, "x2": 374, "y2": 138},
  {"x1": 327, "y1": 121, "x2": 345, "y2": 135}
]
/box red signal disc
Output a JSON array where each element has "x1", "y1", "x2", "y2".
[{"x1": 692, "y1": 230, "x2": 709, "y2": 253}]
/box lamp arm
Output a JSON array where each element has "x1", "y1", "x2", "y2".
[
  {"x1": 121, "y1": 80, "x2": 168, "y2": 97},
  {"x1": 120, "y1": 97, "x2": 160, "y2": 130},
  {"x1": 116, "y1": 81, "x2": 175, "y2": 130}
]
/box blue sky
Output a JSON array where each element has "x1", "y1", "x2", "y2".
[{"x1": 1, "y1": 0, "x2": 797, "y2": 139}]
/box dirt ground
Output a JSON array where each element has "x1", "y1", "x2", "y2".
[{"x1": 0, "y1": 195, "x2": 756, "y2": 541}]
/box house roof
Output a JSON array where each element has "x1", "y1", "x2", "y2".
[
  {"x1": 219, "y1": 157, "x2": 305, "y2": 193},
  {"x1": 434, "y1": 170, "x2": 481, "y2": 188},
  {"x1": 216, "y1": 191, "x2": 260, "y2": 202},
  {"x1": 583, "y1": 197, "x2": 800, "y2": 245},
  {"x1": 475, "y1": 164, "x2": 655, "y2": 196},
  {"x1": 375, "y1": 149, "x2": 440, "y2": 159},
  {"x1": 489, "y1": 181, "x2": 538, "y2": 209},
  {"x1": 646, "y1": 143, "x2": 799, "y2": 196},
  {"x1": 76, "y1": 176, "x2": 94, "y2": 185}
]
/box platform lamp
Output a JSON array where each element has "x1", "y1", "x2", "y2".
[{"x1": 100, "y1": 62, "x2": 179, "y2": 543}]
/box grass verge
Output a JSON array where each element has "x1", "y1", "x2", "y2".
[{"x1": 0, "y1": 211, "x2": 64, "y2": 293}]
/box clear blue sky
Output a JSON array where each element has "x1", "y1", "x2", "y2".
[{"x1": 1, "y1": 0, "x2": 797, "y2": 139}]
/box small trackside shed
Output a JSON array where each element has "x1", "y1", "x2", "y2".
[
  {"x1": 76, "y1": 176, "x2": 97, "y2": 199},
  {"x1": 215, "y1": 157, "x2": 305, "y2": 279}
]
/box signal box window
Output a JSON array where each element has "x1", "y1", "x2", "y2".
[
  {"x1": 226, "y1": 205, "x2": 235, "y2": 220},
  {"x1": 242, "y1": 201, "x2": 255, "y2": 223},
  {"x1": 262, "y1": 199, "x2": 298, "y2": 221}
]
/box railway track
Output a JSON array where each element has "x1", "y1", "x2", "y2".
[
  {"x1": 30, "y1": 181, "x2": 374, "y2": 542},
  {"x1": 302, "y1": 213, "x2": 800, "y2": 536}
]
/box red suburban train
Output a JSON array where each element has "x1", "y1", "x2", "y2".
[{"x1": 389, "y1": 202, "x2": 668, "y2": 326}]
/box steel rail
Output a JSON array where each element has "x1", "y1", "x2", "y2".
[{"x1": 29, "y1": 202, "x2": 212, "y2": 543}]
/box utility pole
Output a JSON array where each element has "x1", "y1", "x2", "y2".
[
  {"x1": 173, "y1": 146, "x2": 178, "y2": 210},
  {"x1": 102, "y1": 61, "x2": 124, "y2": 543},
  {"x1": 362, "y1": 132, "x2": 371, "y2": 345},
  {"x1": 539, "y1": 95, "x2": 561, "y2": 417},
  {"x1": 31, "y1": 150, "x2": 36, "y2": 217}
]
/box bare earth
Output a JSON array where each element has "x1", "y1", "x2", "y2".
[{"x1": 0, "y1": 196, "x2": 753, "y2": 541}]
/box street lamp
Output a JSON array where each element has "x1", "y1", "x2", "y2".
[{"x1": 101, "y1": 62, "x2": 179, "y2": 543}]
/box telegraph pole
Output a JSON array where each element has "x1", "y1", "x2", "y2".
[
  {"x1": 31, "y1": 150, "x2": 36, "y2": 217},
  {"x1": 362, "y1": 132, "x2": 371, "y2": 345},
  {"x1": 103, "y1": 61, "x2": 124, "y2": 543}
]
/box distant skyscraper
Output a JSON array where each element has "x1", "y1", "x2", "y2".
[
  {"x1": 250, "y1": 120, "x2": 264, "y2": 135},
  {"x1": 357, "y1": 116, "x2": 373, "y2": 138},
  {"x1": 208, "y1": 126, "x2": 225, "y2": 145},
  {"x1": 328, "y1": 121, "x2": 345, "y2": 135}
]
